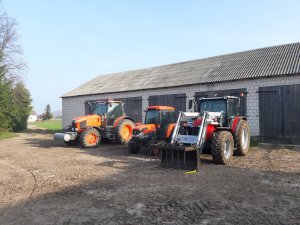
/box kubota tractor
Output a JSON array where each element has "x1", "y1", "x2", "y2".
[
  {"x1": 157, "y1": 96, "x2": 250, "y2": 170},
  {"x1": 128, "y1": 106, "x2": 176, "y2": 154},
  {"x1": 54, "y1": 99, "x2": 134, "y2": 148}
]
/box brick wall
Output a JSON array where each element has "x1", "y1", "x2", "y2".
[{"x1": 62, "y1": 74, "x2": 300, "y2": 136}]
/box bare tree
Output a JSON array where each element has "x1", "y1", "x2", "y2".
[{"x1": 0, "y1": 9, "x2": 26, "y2": 82}]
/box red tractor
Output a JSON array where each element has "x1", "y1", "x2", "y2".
[
  {"x1": 158, "y1": 96, "x2": 250, "y2": 170},
  {"x1": 128, "y1": 106, "x2": 176, "y2": 154},
  {"x1": 54, "y1": 99, "x2": 134, "y2": 148}
]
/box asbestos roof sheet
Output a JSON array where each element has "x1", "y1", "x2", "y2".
[{"x1": 62, "y1": 42, "x2": 300, "y2": 98}]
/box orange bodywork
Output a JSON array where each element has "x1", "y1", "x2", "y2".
[
  {"x1": 113, "y1": 116, "x2": 127, "y2": 128},
  {"x1": 166, "y1": 124, "x2": 176, "y2": 138},
  {"x1": 146, "y1": 106, "x2": 175, "y2": 111},
  {"x1": 73, "y1": 114, "x2": 101, "y2": 130},
  {"x1": 134, "y1": 123, "x2": 157, "y2": 135}
]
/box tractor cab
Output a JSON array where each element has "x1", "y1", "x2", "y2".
[
  {"x1": 144, "y1": 106, "x2": 175, "y2": 138},
  {"x1": 90, "y1": 100, "x2": 125, "y2": 126},
  {"x1": 198, "y1": 96, "x2": 240, "y2": 127},
  {"x1": 128, "y1": 106, "x2": 176, "y2": 154}
]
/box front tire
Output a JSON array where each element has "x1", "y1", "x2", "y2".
[
  {"x1": 211, "y1": 131, "x2": 234, "y2": 164},
  {"x1": 235, "y1": 120, "x2": 250, "y2": 156},
  {"x1": 80, "y1": 128, "x2": 101, "y2": 148},
  {"x1": 117, "y1": 119, "x2": 134, "y2": 144}
]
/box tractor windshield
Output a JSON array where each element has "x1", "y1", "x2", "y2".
[
  {"x1": 145, "y1": 110, "x2": 160, "y2": 124},
  {"x1": 92, "y1": 102, "x2": 108, "y2": 115},
  {"x1": 199, "y1": 99, "x2": 226, "y2": 115},
  {"x1": 107, "y1": 102, "x2": 123, "y2": 118}
]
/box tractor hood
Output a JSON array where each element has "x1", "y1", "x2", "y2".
[
  {"x1": 72, "y1": 114, "x2": 101, "y2": 128},
  {"x1": 133, "y1": 123, "x2": 157, "y2": 135}
]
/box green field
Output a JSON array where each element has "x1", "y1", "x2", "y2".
[
  {"x1": 32, "y1": 119, "x2": 62, "y2": 131},
  {"x1": 0, "y1": 131, "x2": 19, "y2": 140}
]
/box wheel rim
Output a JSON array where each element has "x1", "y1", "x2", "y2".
[
  {"x1": 120, "y1": 125, "x2": 133, "y2": 141},
  {"x1": 86, "y1": 132, "x2": 98, "y2": 145},
  {"x1": 241, "y1": 128, "x2": 249, "y2": 149},
  {"x1": 224, "y1": 139, "x2": 232, "y2": 159}
]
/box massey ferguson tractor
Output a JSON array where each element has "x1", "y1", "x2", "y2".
[
  {"x1": 54, "y1": 99, "x2": 134, "y2": 148},
  {"x1": 128, "y1": 106, "x2": 176, "y2": 154},
  {"x1": 156, "y1": 96, "x2": 250, "y2": 170}
]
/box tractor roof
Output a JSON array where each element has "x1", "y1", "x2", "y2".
[
  {"x1": 146, "y1": 106, "x2": 175, "y2": 111},
  {"x1": 199, "y1": 96, "x2": 239, "y2": 101}
]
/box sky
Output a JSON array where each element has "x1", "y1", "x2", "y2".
[{"x1": 2, "y1": 0, "x2": 300, "y2": 114}]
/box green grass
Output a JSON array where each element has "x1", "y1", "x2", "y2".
[
  {"x1": 0, "y1": 131, "x2": 18, "y2": 140},
  {"x1": 32, "y1": 119, "x2": 62, "y2": 131}
]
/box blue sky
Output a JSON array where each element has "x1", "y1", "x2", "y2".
[{"x1": 3, "y1": 0, "x2": 300, "y2": 114}]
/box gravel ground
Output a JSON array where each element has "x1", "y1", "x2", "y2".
[{"x1": 0, "y1": 131, "x2": 299, "y2": 225}]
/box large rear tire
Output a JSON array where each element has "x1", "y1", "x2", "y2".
[
  {"x1": 80, "y1": 128, "x2": 101, "y2": 148},
  {"x1": 211, "y1": 131, "x2": 234, "y2": 164},
  {"x1": 235, "y1": 120, "x2": 250, "y2": 156},
  {"x1": 117, "y1": 119, "x2": 134, "y2": 144}
]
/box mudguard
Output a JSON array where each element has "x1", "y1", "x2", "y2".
[{"x1": 113, "y1": 116, "x2": 134, "y2": 128}]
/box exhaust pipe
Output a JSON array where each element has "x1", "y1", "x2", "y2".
[{"x1": 53, "y1": 133, "x2": 71, "y2": 142}]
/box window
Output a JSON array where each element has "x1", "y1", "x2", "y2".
[
  {"x1": 145, "y1": 110, "x2": 160, "y2": 124},
  {"x1": 92, "y1": 102, "x2": 108, "y2": 115},
  {"x1": 107, "y1": 103, "x2": 123, "y2": 118},
  {"x1": 199, "y1": 99, "x2": 226, "y2": 115}
]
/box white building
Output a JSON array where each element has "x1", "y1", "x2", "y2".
[
  {"x1": 61, "y1": 43, "x2": 300, "y2": 145},
  {"x1": 28, "y1": 110, "x2": 38, "y2": 123}
]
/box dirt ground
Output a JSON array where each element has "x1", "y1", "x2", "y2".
[{"x1": 0, "y1": 130, "x2": 299, "y2": 225}]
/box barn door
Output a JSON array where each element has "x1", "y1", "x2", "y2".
[
  {"x1": 123, "y1": 97, "x2": 143, "y2": 122},
  {"x1": 148, "y1": 93, "x2": 186, "y2": 118},
  {"x1": 259, "y1": 84, "x2": 300, "y2": 144}
]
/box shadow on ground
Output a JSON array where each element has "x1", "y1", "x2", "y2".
[{"x1": 1, "y1": 132, "x2": 299, "y2": 225}]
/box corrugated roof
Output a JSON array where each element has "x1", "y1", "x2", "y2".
[{"x1": 62, "y1": 42, "x2": 300, "y2": 98}]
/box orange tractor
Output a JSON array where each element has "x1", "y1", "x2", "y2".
[
  {"x1": 128, "y1": 106, "x2": 176, "y2": 154},
  {"x1": 54, "y1": 99, "x2": 134, "y2": 148}
]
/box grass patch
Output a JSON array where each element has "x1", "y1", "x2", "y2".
[
  {"x1": 31, "y1": 119, "x2": 62, "y2": 133},
  {"x1": 0, "y1": 131, "x2": 18, "y2": 140}
]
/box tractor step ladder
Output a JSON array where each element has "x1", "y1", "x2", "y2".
[{"x1": 159, "y1": 112, "x2": 210, "y2": 171}]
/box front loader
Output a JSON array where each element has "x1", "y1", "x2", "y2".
[
  {"x1": 128, "y1": 106, "x2": 176, "y2": 155},
  {"x1": 54, "y1": 99, "x2": 134, "y2": 148},
  {"x1": 157, "y1": 96, "x2": 250, "y2": 171}
]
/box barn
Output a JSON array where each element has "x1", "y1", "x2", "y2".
[{"x1": 61, "y1": 42, "x2": 300, "y2": 145}]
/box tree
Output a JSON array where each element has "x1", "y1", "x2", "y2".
[
  {"x1": 0, "y1": 10, "x2": 26, "y2": 81},
  {"x1": 0, "y1": 8, "x2": 30, "y2": 132},
  {"x1": 10, "y1": 82, "x2": 32, "y2": 131},
  {"x1": 43, "y1": 104, "x2": 53, "y2": 120}
]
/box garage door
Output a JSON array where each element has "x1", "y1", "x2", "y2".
[
  {"x1": 259, "y1": 84, "x2": 300, "y2": 144},
  {"x1": 85, "y1": 96, "x2": 143, "y2": 123},
  {"x1": 148, "y1": 93, "x2": 186, "y2": 118},
  {"x1": 195, "y1": 88, "x2": 247, "y2": 116}
]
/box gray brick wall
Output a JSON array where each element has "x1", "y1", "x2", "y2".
[{"x1": 62, "y1": 74, "x2": 300, "y2": 136}]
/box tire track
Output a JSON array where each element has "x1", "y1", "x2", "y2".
[{"x1": 0, "y1": 154, "x2": 37, "y2": 223}]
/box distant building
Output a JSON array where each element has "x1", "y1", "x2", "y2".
[
  {"x1": 28, "y1": 110, "x2": 38, "y2": 122},
  {"x1": 61, "y1": 43, "x2": 300, "y2": 145}
]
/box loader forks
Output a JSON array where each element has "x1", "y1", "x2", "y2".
[{"x1": 157, "y1": 112, "x2": 220, "y2": 171}]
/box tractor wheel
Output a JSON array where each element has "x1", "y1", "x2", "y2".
[
  {"x1": 235, "y1": 120, "x2": 250, "y2": 156},
  {"x1": 211, "y1": 131, "x2": 234, "y2": 164},
  {"x1": 64, "y1": 139, "x2": 79, "y2": 146},
  {"x1": 80, "y1": 128, "x2": 101, "y2": 148},
  {"x1": 117, "y1": 119, "x2": 134, "y2": 144},
  {"x1": 128, "y1": 142, "x2": 140, "y2": 154}
]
